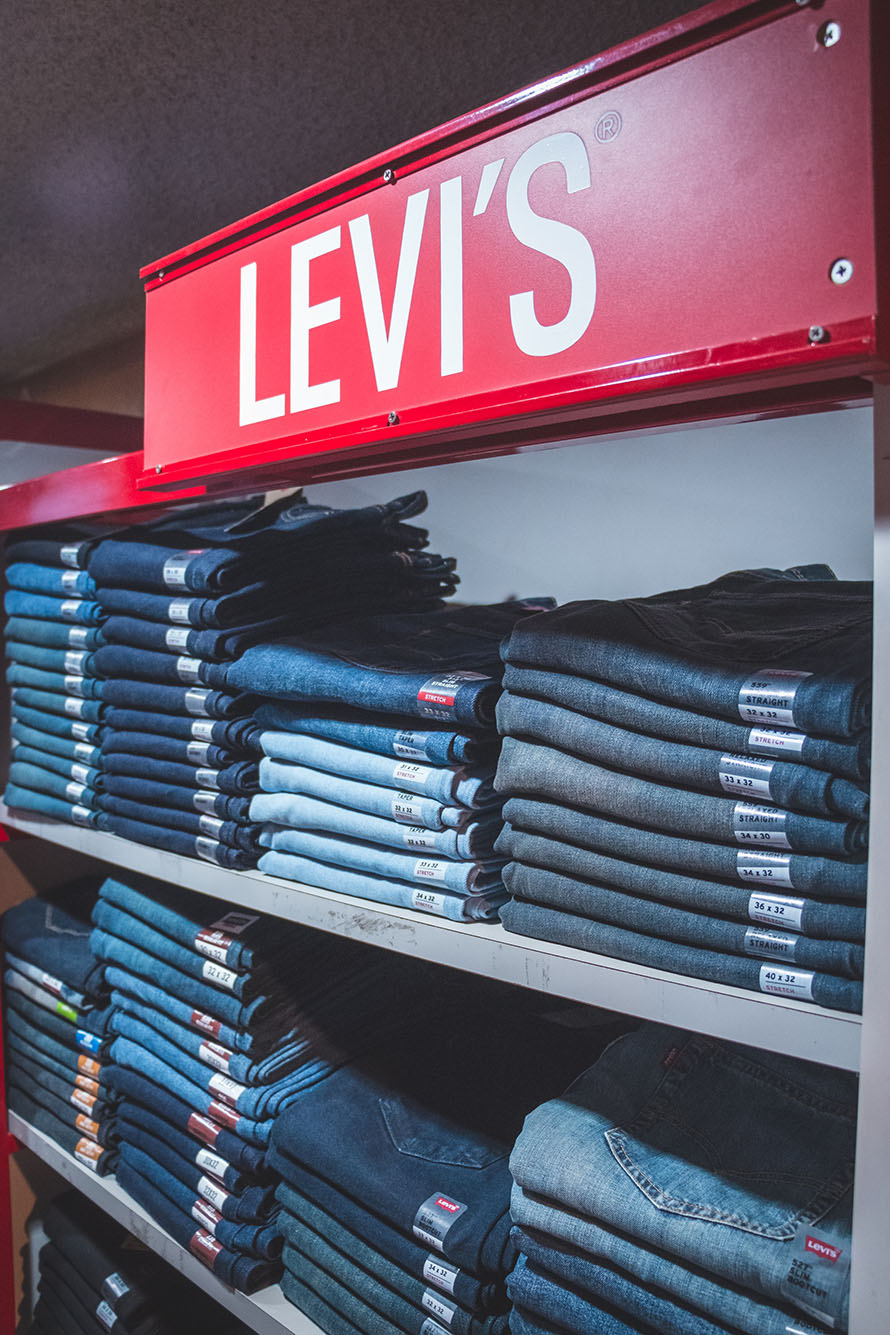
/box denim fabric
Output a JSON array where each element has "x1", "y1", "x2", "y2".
[
  {"x1": 503, "y1": 862, "x2": 863, "y2": 977},
  {"x1": 97, "y1": 581, "x2": 298, "y2": 629},
  {"x1": 98, "y1": 795, "x2": 258, "y2": 849},
  {"x1": 500, "y1": 900, "x2": 862, "y2": 1011},
  {"x1": 103, "y1": 967, "x2": 262, "y2": 1056},
  {"x1": 5, "y1": 530, "x2": 102, "y2": 569},
  {"x1": 99, "y1": 813, "x2": 258, "y2": 867},
  {"x1": 11, "y1": 702, "x2": 102, "y2": 741},
  {"x1": 275, "y1": 1172, "x2": 502, "y2": 1313},
  {"x1": 259, "y1": 826, "x2": 502, "y2": 894},
  {"x1": 5, "y1": 988, "x2": 109, "y2": 1058},
  {"x1": 507, "y1": 1255, "x2": 649, "y2": 1335},
  {"x1": 497, "y1": 693, "x2": 868, "y2": 821},
  {"x1": 502, "y1": 663, "x2": 870, "y2": 783},
  {"x1": 258, "y1": 731, "x2": 497, "y2": 808},
  {"x1": 496, "y1": 738, "x2": 866, "y2": 858},
  {"x1": 37, "y1": 1248, "x2": 131, "y2": 1335},
  {"x1": 5, "y1": 640, "x2": 97, "y2": 676},
  {"x1": 257, "y1": 759, "x2": 468, "y2": 830},
  {"x1": 5, "y1": 1031, "x2": 110, "y2": 1094},
  {"x1": 510, "y1": 1024, "x2": 856, "y2": 1327},
  {"x1": 102, "y1": 613, "x2": 299, "y2": 662},
  {"x1": 250, "y1": 793, "x2": 501, "y2": 860},
  {"x1": 105, "y1": 1064, "x2": 267, "y2": 1175},
  {"x1": 117, "y1": 1117, "x2": 276, "y2": 1221},
  {"x1": 5, "y1": 1007, "x2": 102, "y2": 1078},
  {"x1": 92, "y1": 643, "x2": 215, "y2": 686},
  {"x1": 3, "y1": 780, "x2": 101, "y2": 825},
  {"x1": 89, "y1": 539, "x2": 255, "y2": 594},
  {"x1": 2, "y1": 965, "x2": 106, "y2": 1030},
  {"x1": 102, "y1": 706, "x2": 258, "y2": 749},
  {"x1": 5, "y1": 615, "x2": 106, "y2": 650},
  {"x1": 6, "y1": 1063, "x2": 118, "y2": 1149},
  {"x1": 100, "y1": 678, "x2": 252, "y2": 718},
  {"x1": 6, "y1": 1085, "x2": 117, "y2": 1174},
  {"x1": 41, "y1": 1192, "x2": 156, "y2": 1326},
  {"x1": 6, "y1": 1047, "x2": 116, "y2": 1122},
  {"x1": 116, "y1": 1102, "x2": 261, "y2": 1195},
  {"x1": 254, "y1": 700, "x2": 492, "y2": 765},
  {"x1": 2, "y1": 887, "x2": 106, "y2": 995},
  {"x1": 10, "y1": 720, "x2": 100, "y2": 765},
  {"x1": 281, "y1": 1239, "x2": 451, "y2": 1335},
  {"x1": 501, "y1": 796, "x2": 868, "y2": 898},
  {"x1": 101, "y1": 751, "x2": 258, "y2": 794},
  {"x1": 218, "y1": 600, "x2": 555, "y2": 723},
  {"x1": 498, "y1": 825, "x2": 866, "y2": 942},
  {"x1": 6, "y1": 562, "x2": 97, "y2": 596},
  {"x1": 11, "y1": 743, "x2": 101, "y2": 787},
  {"x1": 8, "y1": 762, "x2": 101, "y2": 807},
  {"x1": 114, "y1": 1160, "x2": 281, "y2": 1290},
  {"x1": 92, "y1": 901, "x2": 259, "y2": 995},
  {"x1": 4, "y1": 589, "x2": 105, "y2": 624},
  {"x1": 10, "y1": 686, "x2": 104, "y2": 721},
  {"x1": 4, "y1": 951, "x2": 87, "y2": 1007},
  {"x1": 279, "y1": 1272, "x2": 363, "y2": 1335},
  {"x1": 101, "y1": 772, "x2": 251, "y2": 820},
  {"x1": 101, "y1": 730, "x2": 239, "y2": 769},
  {"x1": 257, "y1": 849, "x2": 505, "y2": 920},
  {"x1": 7, "y1": 662, "x2": 105, "y2": 699},
  {"x1": 502, "y1": 574, "x2": 871, "y2": 739}
]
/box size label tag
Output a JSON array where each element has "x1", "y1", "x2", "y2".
[
  {"x1": 403, "y1": 826, "x2": 440, "y2": 850},
  {"x1": 61, "y1": 541, "x2": 87, "y2": 568},
  {"x1": 197, "y1": 1174, "x2": 230, "y2": 1212},
  {"x1": 71, "y1": 1089, "x2": 96, "y2": 1114},
  {"x1": 208, "y1": 1071, "x2": 245, "y2": 1105},
  {"x1": 744, "y1": 927, "x2": 799, "y2": 961},
  {"x1": 195, "y1": 836, "x2": 221, "y2": 863},
  {"x1": 60, "y1": 599, "x2": 82, "y2": 620},
  {"x1": 75, "y1": 1114, "x2": 101, "y2": 1138},
  {"x1": 75, "y1": 1136, "x2": 102, "y2": 1169},
  {"x1": 423, "y1": 1256, "x2": 460, "y2": 1296},
  {"x1": 202, "y1": 958, "x2": 239, "y2": 990},
  {"x1": 168, "y1": 599, "x2": 194, "y2": 624},
  {"x1": 759, "y1": 965, "x2": 815, "y2": 1000},
  {"x1": 187, "y1": 740, "x2": 212, "y2": 764},
  {"x1": 190, "y1": 1009, "x2": 222, "y2": 1038},
  {"x1": 413, "y1": 1194, "x2": 468, "y2": 1251},
  {"x1": 199, "y1": 1041, "x2": 233, "y2": 1074},
  {"x1": 101, "y1": 1272, "x2": 130, "y2": 1304},
  {"x1": 41, "y1": 971, "x2": 64, "y2": 997},
  {"x1": 414, "y1": 858, "x2": 449, "y2": 883},
  {"x1": 392, "y1": 792, "x2": 427, "y2": 823},
  {"x1": 78, "y1": 1054, "x2": 101, "y2": 1077},
  {"x1": 393, "y1": 731, "x2": 431, "y2": 760},
  {"x1": 207, "y1": 1099, "x2": 240, "y2": 1129},
  {"x1": 191, "y1": 1198, "x2": 221, "y2": 1233},
  {"x1": 733, "y1": 804, "x2": 791, "y2": 849},
  {"x1": 195, "y1": 928, "x2": 234, "y2": 961},
  {"x1": 60, "y1": 568, "x2": 81, "y2": 592},
  {"x1": 422, "y1": 1290, "x2": 458, "y2": 1326},
  {"x1": 747, "y1": 726, "x2": 807, "y2": 758},
  {"x1": 74, "y1": 742, "x2": 97, "y2": 762},
  {"x1": 177, "y1": 656, "x2": 203, "y2": 684},
  {"x1": 64, "y1": 696, "x2": 87, "y2": 717},
  {"x1": 71, "y1": 804, "x2": 93, "y2": 826},
  {"x1": 64, "y1": 675, "x2": 87, "y2": 697},
  {"x1": 718, "y1": 754, "x2": 774, "y2": 800},
  {"x1": 68, "y1": 625, "x2": 90, "y2": 647},
  {"x1": 738, "y1": 670, "x2": 812, "y2": 727},
  {"x1": 780, "y1": 1226, "x2": 851, "y2": 1326},
  {"x1": 393, "y1": 760, "x2": 433, "y2": 787},
  {"x1": 191, "y1": 720, "x2": 215, "y2": 742},
  {"x1": 196, "y1": 1147, "x2": 230, "y2": 1181},
  {"x1": 198, "y1": 815, "x2": 224, "y2": 839},
  {"x1": 95, "y1": 1300, "x2": 116, "y2": 1330},
  {"x1": 75, "y1": 1073, "x2": 99, "y2": 1094},
  {"x1": 65, "y1": 650, "x2": 87, "y2": 675},
  {"x1": 76, "y1": 1028, "x2": 102, "y2": 1053},
  {"x1": 71, "y1": 721, "x2": 92, "y2": 740},
  {"x1": 195, "y1": 767, "x2": 220, "y2": 789},
  {"x1": 166, "y1": 625, "x2": 191, "y2": 650},
  {"x1": 412, "y1": 889, "x2": 449, "y2": 916},
  {"x1": 189, "y1": 1229, "x2": 223, "y2": 1267},
  {"x1": 737, "y1": 851, "x2": 794, "y2": 887},
  {"x1": 193, "y1": 790, "x2": 218, "y2": 815},
  {"x1": 188, "y1": 1112, "x2": 222, "y2": 1146},
  {"x1": 420, "y1": 1323, "x2": 451, "y2": 1335},
  {"x1": 71, "y1": 763, "x2": 92, "y2": 784},
  {"x1": 748, "y1": 893, "x2": 806, "y2": 931},
  {"x1": 163, "y1": 550, "x2": 207, "y2": 589},
  {"x1": 418, "y1": 672, "x2": 488, "y2": 719},
  {"x1": 66, "y1": 780, "x2": 88, "y2": 802},
  {"x1": 185, "y1": 687, "x2": 212, "y2": 716}
]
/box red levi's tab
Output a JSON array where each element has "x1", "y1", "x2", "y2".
[
  {"x1": 188, "y1": 1113, "x2": 222, "y2": 1146},
  {"x1": 189, "y1": 1230, "x2": 223, "y2": 1268},
  {"x1": 208, "y1": 1099, "x2": 240, "y2": 1130},
  {"x1": 806, "y1": 1236, "x2": 844, "y2": 1264},
  {"x1": 190, "y1": 1009, "x2": 222, "y2": 1038}
]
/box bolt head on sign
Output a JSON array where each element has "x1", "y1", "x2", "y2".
[{"x1": 829, "y1": 258, "x2": 853, "y2": 285}]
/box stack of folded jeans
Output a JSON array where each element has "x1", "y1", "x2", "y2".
[
  {"x1": 219, "y1": 599, "x2": 553, "y2": 922},
  {"x1": 33, "y1": 1189, "x2": 255, "y2": 1335},
  {"x1": 84, "y1": 488, "x2": 457, "y2": 869},
  {"x1": 1, "y1": 881, "x2": 117, "y2": 1175},
  {"x1": 4, "y1": 525, "x2": 109, "y2": 828},
  {"x1": 508, "y1": 1022, "x2": 856, "y2": 1335},
  {"x1": 268, "y1": 987, "x2": 624, "y2": 1335},
  {"x1": 495, "y1": 569, "x2": 870, "y2": 1013},
  {"x1": 90, "y1": 872, "x2": 457, "y2": 1293}
]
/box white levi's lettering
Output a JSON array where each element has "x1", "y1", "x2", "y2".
[
  {"x1": 732, "y1": 803, "x2": 791, "y2": 850},
  {"x1": 414, "y1": 858, "x2": 449, "y2": 883},
  {"x1": 392, "y1": 760, "x2": 433, "y2": 787},
  {"x1": 185, "y1": 688, "x2": 212, "y2": 716},
  {"x1": 64, "y1": 698, "x2": 86, "y2": 718},
  {"x1": 195, "y1": 1147, "x2": 229, "y2": 1180},
  {"x1": 202, "y1": 958, "x2": 239, "y2": 989},
  {"x1": 95, "y1": 1300, "x2": 116, "y2": 1330},
  {"x1": 197, "y1": 1174, "x2": 229, "y2": 1211},
  {"x1": 60, "y1": 599, "x2": 82, "y2": 620},
  {"x1": 744, "y1": 927, "x2": 799, "y2": 961},
  {"x1": 177, "y1": 656, "x2": 203, "y2": 684},
  {"x1": 64, "y1": 674, "x2": 87, "y2": 696},
  {"x1": 411, "y1": 889, "x2": 449, "y2": 916},
  {"x1": 747, "y1": 726, "x2": 807, "y2": 757},
  {"x1": 65, "y1": 650, "x2": 87, "y2": 675},
  {"x1": 759, "y1": 965, "x2": 815, "y2": 1001},
  {"x1": 422, "y1": 1290, "x2": 458, "y2": 1326},
  {"x1": 392, "y1": 792, "x2": 427, "y2": 823},
  {"x1": 748, "y1": 893, "x2": 805, "y2": 931},
  {"x1": 168, "y1": 599, "x2": 193, "y2": 624},
  {"x1": 737, "y1": 851, "x2": 794, "y2": 887},
  {"x1": 738, "y1": 670, "x2": 812, "y2": 727},
  {"x1": 404, "y1": 826, "x2": 439, "y2": 850},
  {"x1": 166, "y1": 626, "x2": 191, "y2": 650},
  {"x1": 191, "y1": 720, "x2": 215, "y2": 742},
  {"x1": 208, "y1": 1071, "x2": 246, "y2": 1104},
  {"x1": 423, "y1": 1256, "x2": 459, "y2": 1295}
]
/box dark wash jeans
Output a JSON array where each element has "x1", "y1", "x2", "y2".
[
  {"x1": 253, "y1": 700, "x2": 493, "y2": 766},
  {"x1": 101, "y1": 772, "x2": 251, "y2": 820},
  {"x1": 98, "y1": 813, "x2": 257, "y2": 869},
  {"x1": 2, "y1": 887, "x2": 107, "y2": 995},
  {"x1": 102, "y1": 613, "x2": 298, "y2": 662},
  {"x1": 116, "y1": 1101, "x2": 262, "y2": 1195},
  {"x1": 502, "y1": 572, "x2": 872, "y2": 739},
  {"x1": 6, "y1": 1085, "x2": 117, "y2": 1175},
  {"x1": 103, "y1": 707, "x2": 258, "y2": 750}
]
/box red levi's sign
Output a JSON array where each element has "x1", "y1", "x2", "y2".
[{"x1": 141, "y1": 0, "x2": 878, "y2": 486}]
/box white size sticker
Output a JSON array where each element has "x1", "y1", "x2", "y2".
[
  {"x1": 41, "y1": 971, "x2": 64, "y2": 996},
  {"x1": 748, "y1": 893, "x2": 805, "y2": 931},
  {"x1": 195, "y1": 1147, "x2": 229, "y2": 1180},
  {"x1": 392, "y1": 760, "x2": 433, "y2": 787},
  {"x1": 197, "y1": 1174, "x2": 229, "y2": 1211},
  {"x1": 163, "y1": 550, "x2": 207, "y2": 589},
  {"x1": 422, "y1": 1290, "x2": 458, "y2": 1326},
  {"x1": 65, "y1": 650, "x2": 87, "y2": 675},
  {"x1": 101, "y1": 1272, "x2": 130, "y2": 1303},
  {"x1": 61, "y1": 568, "x2": 82, "y2": 591},
  {"x1": 208, "y1": 1071, "x2": 246, "y2": 1104},
  {"x1": 68, "y1": 626, "x2": 90, "y2": 647},
  {"x1": 74, "y1": 742, "x2": 97, "y2": 762},
  {"x1": 718, "y1": 754, "x2": 774, "y2": 800},
  {"x1": 420, "y1": 1323, "x2": 451, "y2": 1335},
  {"x1": 423, "y1": 1256, "x2": 459, "y2": 1296},
  {"x1": 65, "y1": 780, "x2": 87, "y2": 802},
  {"x1": 166, "y1": 625, "x2": 192, "y2": 650},
  {"x1": 191, "y1": 719, "x2": 215, "y2": 742},
  {"x1": 191, "y1": 1198, "x2": 221, "y2": 1233},
  {"x1": 195, "y1": 836, "x2": 221, "y2": 863},
  {"x1": 168, "y1": 599, "x2": 194, "y2": 624},
  {"x1": 65, "y1": 675, "x2": 87, "y2": 697},
  {"x1": 60, "y1": 599, "x2": 82, "y2": 620},
  {"x1": 412, "y1": 889, "x2": 449, "y2": 916},
  {"x1": 393, "y1": 732, "x2": 430, "y2": 760},
  {"x1": 185, "y1": 688, "x2": 211, "y2": 716},
  {"x1": 736, "y1": 851, "x2": 794, "y2": 887},
  {"x1": 759, "y1": 965, "x2": 815, "y2": 1001},
  {"x1": 202, "y1": 959, "x2": 239, "y2": 990},
  {"x1": 95, "y1": 1300, "x2": 116, "y2": 1330},
  {"x1": 188, "y1": 740, "x2": 212, "y2": 764},
  {"x1": 738, "y1": 670, "x2": 812, "y2": 727},
  {"x1": 64, "y1": 696, "x2": 86, "y2": 717},
  {"x1": 199, "y1": 1041, "x2": 232, "y2": 1073},
  {"x1": 414, "y1": 858, "x2": 449, "y2": 883},
  {"x1": 71, "y1": 805, "x2": 93, "y2": 827},
  {"x1": 417, "y1": 671, "x2": 488, "y2": 720},
  {"x1": 71, "y1": 721, "x2": 91, "y2": 739},
  {"x1": 61, "y1": 541, "x2": 87, "y2": 568},
  {"x1": 747, "y1": 726, "x2": 807, "y2": 757},
  {"x1": 196, "y1": 767, "x2": 220, "y2": 789},
  {"x1": 177, "y1": 656, "x2": 203, "y2": 684},
  {"x1": 744, "y1": 928, "x2": 799, "y2": 961},
  {"x1": 403, "y1": 826, "x2": 440, "y2": 850},
  {"x1": 193, "y1": 790, "x2": 218, "y2": 815},
  {"x1": 733, "y1": 803, "x2": 791, "y2": 850},
  {"x1": 392, "y1": 792, "x2": 427, "y2": 823},
  {"x1": 198, "y1": 814, "x2": 224, "y2": 839},
  {"x1": 70, "y1": 763, "x2": 91, "y2": 784}
]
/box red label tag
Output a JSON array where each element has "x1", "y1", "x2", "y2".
[
  {"x1": 208, "y1": 1099, "x2": 240, "y2": 1130},
  {"x1": 190, "y1": 1009, "x2": 221, "y2": 1037},
  {"x1": 191, "y1": 1197, "x2": 222, "y2": 1232},
  {"x1": 806, "y1": 1236, "x2": 844, "y2": 1264},
  {"x1": 188, "y1": 1113, "x2": 222, "y2": 1146},
  {"x1": 418, "y1": 685, "x2": 456, "y2": 708},
  {"x1": 189, "y1": 1230, "x2": 223, "y2": 1268}
]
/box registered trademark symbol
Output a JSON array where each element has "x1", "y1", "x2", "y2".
[{"x1": 595, "y1": 110, "x2": 622, "y2": 143}]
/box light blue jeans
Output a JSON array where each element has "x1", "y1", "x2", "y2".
[
  {"x1": 258, "y1": 826, "x2": 503, "y2": 893},
  {"x1": 258, "y1": 757, "x2": 470, "y2": 829}
]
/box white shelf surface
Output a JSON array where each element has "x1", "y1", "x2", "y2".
[
  {"x1": 0, "y1": 804, "x2": 862, "y2": 1071},
  {"x1": 9, "y1": 1112, "x2": 318, "y2": 1335}
]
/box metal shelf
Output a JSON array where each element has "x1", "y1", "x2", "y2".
[
  {"x1": 9, "y1": 1113, "x2": 318, "y2": 1335},
  {"x1": 0, "y1": 803, "x2": 862, "y2": 1072}
]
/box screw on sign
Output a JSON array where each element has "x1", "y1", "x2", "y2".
[
  {"x1": 818, "y1": 22, "x2": 842, "y2": 48},
  {"x1": 830, "y1": 258, "x2": 854, "y2": 286}
]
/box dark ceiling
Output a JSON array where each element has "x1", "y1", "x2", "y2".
[{"x1": 1, "y1": 0, "x2": 691, "y2": 387}]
